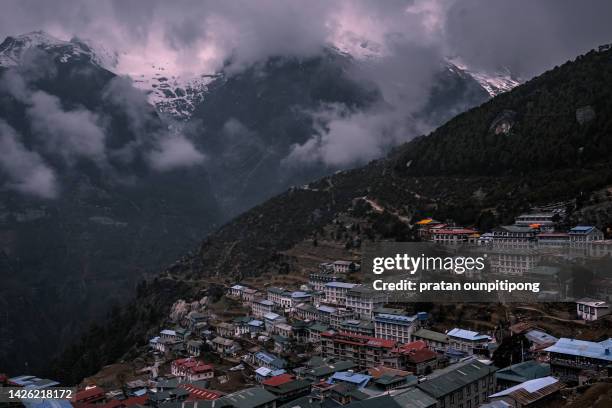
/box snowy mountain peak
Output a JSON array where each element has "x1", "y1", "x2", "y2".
[
  {"x1": 447, "y1": 58, "x2": 522, "y2": 97},
  {"x1": 0, "y1": 30, "x2": 118, "y2": 71}
]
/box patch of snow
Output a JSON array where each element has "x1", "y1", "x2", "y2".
[
  {"x1": 448, "y1": 58, "x2": 522, "y2": 97},
  {"x1": 0, "y1": 30, "x2": 118, "y2": 72}
]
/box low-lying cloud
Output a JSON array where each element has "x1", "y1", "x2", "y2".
[
  {"x1": 0, "y1": 54, "x2": 206, "y2": 198},
  {"x1": 0, "y1": 120, "x2": 58, "y2": 198}
]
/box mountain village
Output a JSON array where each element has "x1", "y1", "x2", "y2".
[{"x1": 3, "y1": 206, "x2": 612, "y2": 408}]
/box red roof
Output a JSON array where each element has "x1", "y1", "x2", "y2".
[
  {"x1": 179, "y1": 384, "x2": 223, "y2": 401},
  {"x1": 396, "y1": 340, "x2": 427, "y2": 353},
  {"x1": 406, "y1": 348, "x2": 437, "y2": 363},
  {"x1": 98, "y1": 395, "x2": 148, "y2": 408},
  {"x1": 72, "y1": 386, "x2": 105, "y2": 403},
  {"x1": 262, "y1": 373, "x2": 295, "y2": 387},
  {"x1": 173, "y1": 358, "x2": 214, "y2": 373}
]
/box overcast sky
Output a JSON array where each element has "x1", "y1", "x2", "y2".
[{"x1": 1, "y1": 0, "x2": 611, "y2": 78}]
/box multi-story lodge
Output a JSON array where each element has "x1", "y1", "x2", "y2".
[
  {"x1": 545, "y1": 337, "x2": 612, "y2": 382},
  {"x1": 536, "y1": 232, "x2": 570, "y2": 247},
  {"x1": 416, "y1": 359, "x2": 497, "y2": 408},
  {"x1": 309, "y1": 273, "x2": 341, "y2": 292},
  {"x1": 329, "y1": 308, "x2": 355, "y2": 330},
  {"x1": 492, "y1": 225, "x2": 537, "y2": 247},
  {"x1": 514, "y1": 212, "x2": 557, "y2": 230},
  {"x1": 569, "y1": 226, "x2": 604, "y2": 246},
  {"x1": 171, "y1": 358, "x2": 214, "y2": 381},
  {"x1": 430, "y1": 228, "x2": 479, "y2": 245},
  {"x1": 576, "y1": 298, "x2": 611, "y2": 321},
  {"x1": 374, "y1": 313, "x2": 417, "y2": 344},
  {"x1": 447, "y1": 328, "x2": 492, "y2": 355},
  {"x1": 267, "y1": 287, "x2": 292, "y2": 308},
  {"x1": 323, "y1": 281, "x2": 357, "y2": 305},
  {"x1": 412, "y1": 329, "x2": 449, "y2": 352},
  {"x1": 345, "y1": 285, "x2": 388, "y2": 319},
  {"x1": 320, "y1": 331, "x2": 398, "y2": 369},
  {"x1": 488, "y1": 249, "x2": 540, "y2": 276},
  {"x1": 252, "y1": 299, "x2": 275, "y2": 318},
  {"x1": 340, "y1": 319, "x2": 375, "y2": 337}
]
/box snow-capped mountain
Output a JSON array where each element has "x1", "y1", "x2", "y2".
[
  {"x1": 0, "y1": 30, "x2": 118, "y2": 70},
  {"x1": 448, "y1": 58, "x2": 522, "y2": 97},
  {"x1": 131, "y1": 70, "x2": 219, "y2": 120}
]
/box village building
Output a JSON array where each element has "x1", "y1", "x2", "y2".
[
  {"x1": 514, "y1": 213, "x2": 557, "y2": 229},
  {"x1": 390, "y1": 341, "x2": 438, "y2": 375},
  {"x1": 306, "y1": 323, "x2": 329, "y2": 344},
  {"x1": 545, "y1": 337, "x2": 612, "y2": 383},
  {"x1": 367, "y1": 366, "x2": 417, "y2": 391},
  {"x1": 340, "y1": 319, "x2": 375, "y2": 337},
  {"x1": 412, "y1": 329, "x2": 449, "y2": 352},
  {"x1": 329, "y1": 308, "x2": 355, "y2": 330},
  {"x1": 264, "y1": 312, "x2": 286, "y2": 333},
  {"x1": 211, "y1": 336, "x2": 238, "y2": 355},
  {"x1": 447, "y1": 328, "x2": 492, "y2": 355},
  {"x1": 374, "y1": 313, "x2": 417, "y2": 344},
  {"x1": 216, "y1": 387, "x2": 278, "y2": 408},
  {"x1": 492, "y1": 226, "x2": 537, "y2": 247},
  {"x1": 187, "y1": 340, "x2": 204, "y2": 357},
  {"x1": 345, "y1": 285, "x2": 388, "y2": 319},
  {"x1": 430, "y1": 228, "x2": 480, "y2": 245},
  {"x1": 252, "y1": 299, "x2": 275, "y2": 318},
  {"x1": 294, "y1": 303, "x2": 319, "y2": 321},
  {"x1": 488, "y1": 376, "x2": 562, "y2": 408},
  {"x1": 299, "y1": 358, "x2": 356, "y2": 382},
  {"x1": 309, "y1": 273, "x2": 340, "y2": 292},
  {"x1": 332, "y1": 260, "x2": 359, "y2": 274},
  {"x1": 323, "y1": 281, "x2": 357, "y2": 305},
  {"x1": 569, "y1": 226, "x2": 604, "y2": 246},
  {"x1": 536, "y1": 232, "x2": 569, "y2": 247},
  {"x1": 576, "y1": 298, "x2": 611, "y2": 321},
  {"x1": 242, "y1": 288, "x2": 260, "y2": 305},
  {"x1": 229, "y1": 285, "x2": 246, "y2": 298},
  {"x1": 320, "y1": 331, "x2": 398, "y2": 369},
  {"x1": 316, "y1": 305, "x2": 337, "y2": 324},
  {"x1": 262, "y1": 374, "x2": 311, "y2": 404},
  {"x1": 254, "y1": 351, "x2": 287, "y2": 371},
  {"x1": 171, "y1": 358, "x2": 215, "y2": 381},
  {"x1": 267, "y1": 287, "x2": 293, "y2": 308},
  {"x1": 495, "y1": 360, "x2": 551, "y2": 391},
  {"x1": 416, "y1": 359, "x2": 497, "y2": 408}
]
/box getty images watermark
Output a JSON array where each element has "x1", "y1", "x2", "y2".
[{"x1": 360, "y1": 242, "x2": 610, "y2": 303}]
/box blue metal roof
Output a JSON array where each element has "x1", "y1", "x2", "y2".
[
  {"x1": 375, "y1": 313, "x2": 417, "y2": 324},
  {"x1": 325, "y1": 282, "x2": 357, "y2": 289},
  {"x1": 447, "y1": 328, "x2": 491, "y2": 341},
  {"x1": 569, "y1": 226, "x2": 596, "y2": 234},
  {"x1": 545, "y1": 338, "x2": 612, "y2": 361},
  {"x1": 329, "y1": 372, "x2": 371, "y2": 388}
]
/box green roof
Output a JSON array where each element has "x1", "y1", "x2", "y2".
[
  {"x1": 413, "y1": 329, "x2": 449, "y2": 344},
  {"x1": 266, "y1": 379, "x2": 312, "y2": 395},
  {"x1": 392, "y1": 387, "x2": 438, "y2": 408},
  {"x1": 374, "y1": 374, "x2": 417, "y2": 386},
  {"x1": 417, "y1": 360, "x2": 497, "y2": 398},
  {"x1": 218, "y1": 387, "x2": 277, "y2": 408},
  {"x1": 496, "y1": 360, "x2": 550, "y2": 384},
  {"x1": 307, "y1": 360, "x2": 356, "y2": 377}
]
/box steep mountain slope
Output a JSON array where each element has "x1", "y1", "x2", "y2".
[
  {"x1": 48, "y1": 45, "x2": 612, "y2": 384},
  {"x1": 0, "y1": 32, "x2": 222, "y2": 374},
  {"x1": 184, "y1": 49, "x2": 492, "y2": 216}
]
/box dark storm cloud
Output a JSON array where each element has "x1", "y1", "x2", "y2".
[
  {"x1": 1, "y1": 0, "x2": 612, "y2": 170},
  {"x1": 0, "y1": 0, "x2": 611, "y2": 77},
  {"x1": 444, "y1": 0, "x2": 612, "y2": 77}
]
